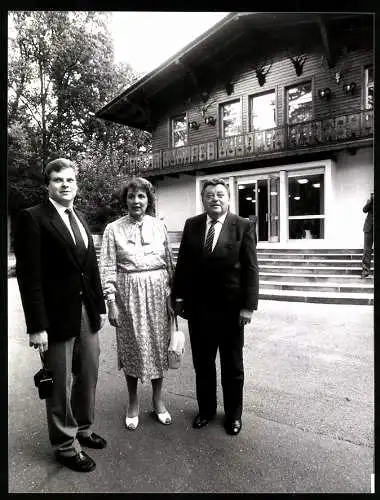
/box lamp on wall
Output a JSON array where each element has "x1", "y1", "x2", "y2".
[
  {"x1": 318, "y1": 87, "x2": 331, "y2": 100},
  {"x1": 204, "y1": 116, "x2": 216, "y2": 126},
  {"x1": 342, "y1": 82, "x2": 357, "y2": 95},
  {"x1": 188, "y1": 120, "x2": 200, "y2": 130}
]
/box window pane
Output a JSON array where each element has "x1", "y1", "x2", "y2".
[
  {"x1": 287, "y1": 82, "x2": 312, "y2": 124},
  {"x1": 368, "y1": 87, "x2": 374, "y2": 109},
  {"x1": 250, "y1": 91, "x2": 276, "y2": 130},
  {"x1": 366, "y1": 66, "x2": 374, "y2": 109},
  {"x1": 288, "y1": 174, "x2": 324, "y2": 216},
  {"x1": 367, "y1": 66, "x2": 373, "y2": 85},
  {"x1": 237, "y1": 182, "x2": 257, "y2": 218},
  {"x1": 172, "y1": 115, "x2": 187, "y2": 147},
  {"x1": 289, "y1": 219, "x2": 324, "y2": 239},
  {"x1": 221, "y1": 101, "x2": 241, "y2": 137}
]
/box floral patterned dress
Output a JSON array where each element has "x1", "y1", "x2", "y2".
[{"x1": 99, "y1": 214, "x2": 174, "y2": 383}]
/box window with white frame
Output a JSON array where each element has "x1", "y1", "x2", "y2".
[
  {"x1": 250, "y1": 91, "x2": 276, "y2": 131},
  {"x1": 286, "y1": 81, "x2": 312, "y2": 124},
  {"x1": 365, "y1": 65, "x2": 373, "y2": 109},
  {"x1": 220, "y1": 100, "x2": 241, "y2": 137},
  {"x1": 171, "y1": 114, "x2": 188, "y2": 147}
]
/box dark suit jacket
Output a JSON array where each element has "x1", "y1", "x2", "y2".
[
  {"x1": 14, "y1": 200, "x2": 106, "y2": 342},
  {"x1": 172, "y1": 212, "x2": 259, "y2": 317},
  {"x1": 363, "y1": 198, "x2": 373, "y2": 232}
]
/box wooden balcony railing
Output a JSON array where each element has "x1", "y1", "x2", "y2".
[{"x1": 126, "y1": 109, "x2": 374, "y2": 175}]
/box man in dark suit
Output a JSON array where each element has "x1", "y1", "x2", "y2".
[
  {"x1": 172, "y1": 178, "x2": 259, "y2": 436},
  {"x1": 14, "y1": 158, "x2": 107, "y2": 472},
  {"x1": 361, "y1": 192, "x2": 374, "y2": 278}
]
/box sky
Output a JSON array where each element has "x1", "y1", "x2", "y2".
[{"x1": 110, "y1": 12, "x2": 230, "y2": 75}]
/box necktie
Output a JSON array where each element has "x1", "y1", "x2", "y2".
[
  {"x1": 65, "y1": 209, "x2": 86, "y2": 263},
  {"x1": 204, "y1": 220, "x2": 217, "y2": 254}
]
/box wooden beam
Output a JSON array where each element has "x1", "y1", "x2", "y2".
[
  {"x1": 316, "y1": 14, "x2": 334, "y2": 68},
  {"x1": 121, "y1": 95, "x2": 153, "y2": 129},
  {"x1": 175, "y1": 58, "x2": 200, "y2": 93}
]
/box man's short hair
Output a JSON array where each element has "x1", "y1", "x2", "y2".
[
  {"x1": 44, "y1": 158, "x2": 77, "y2": 185},
  {"x1": 201, "y1": 178, "x2": 230, "y2": 198}
]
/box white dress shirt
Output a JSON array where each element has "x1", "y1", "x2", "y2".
[
  {"x1": 49, "y1": 198, "x2": 88, "y2": 248},
  {"x1": 204, "y1": 212, "x2": 228, "y2": 251}
]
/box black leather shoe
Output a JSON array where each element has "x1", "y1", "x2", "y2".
[
  {"x1": 225, "y1": 419, "x2": 242, "y2": 436},
  {"x1": 56, "y1": 450, "x2": 96, "y2": 472},
  {"x1": 77, "y1": 432, "x2": 107, "y2": 449},
  {"x1": 192, "y1": 414, "x2": 215, "y2": 429}
]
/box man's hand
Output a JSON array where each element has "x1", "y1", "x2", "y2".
[
  {"x1": 166, "y1": 294, "x2": 175, "y2": 318},
  {"x1": 174, "y1": 298, "x2": 184, "y2": 316},
  {"x1": 239, "y1": 309, "x2": 253, "y2": 327},
  {"x1": 99, "y1": 313, "x2": 107, "y2": 330},
  {"x1": 29, "y1": 331, "x2": 48, "y2": 353},
  {"x1": 107, "y1": 301, "x2": 120, "y2": 327}
]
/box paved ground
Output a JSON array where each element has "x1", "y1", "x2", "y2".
[{"x1": 8, "y1": 277, "x2": 374, "y2": 493}]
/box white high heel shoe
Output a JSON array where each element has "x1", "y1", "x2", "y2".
[
  {"x1": 125, "y1": 415, "x2": 139, "y2": 430},
  {"x1": 155, "y1": 410, "x2": 172, "y2": 425}
]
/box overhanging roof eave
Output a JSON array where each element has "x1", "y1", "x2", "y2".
[{"x1": 95, "y1": 12, "x2": 239, "y2": 118}]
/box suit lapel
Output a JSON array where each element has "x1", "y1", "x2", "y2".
[
  {"x1": 213, "y1": 212, "x2": 236, "y2": 254},
  {"x1": 194, "y1": 213, "x2": 208, "y2": 251},
  {"x1": 45, "y1": 201, "x2": 75, "y2": 247},
  {"x1": 44, "y1": 201, "x2": 83, "y2": 270}
]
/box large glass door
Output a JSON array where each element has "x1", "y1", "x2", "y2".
[{"x1": 237, "y1": 175, "x2": 280, "y2": 242}]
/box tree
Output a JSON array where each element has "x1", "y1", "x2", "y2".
[{"x1": 8, "y1": 10, "x2": 152, "y2": 231}]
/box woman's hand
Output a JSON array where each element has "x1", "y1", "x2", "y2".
[{"x1": 108, "y1": 301, "x2": 120, "y2": 327}]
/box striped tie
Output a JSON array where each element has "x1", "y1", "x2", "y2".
[{"x1": 204, "y1": 220, "x2": 217, "y2": 254}]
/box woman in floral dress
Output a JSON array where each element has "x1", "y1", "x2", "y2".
[{"x1": 100, "y1": 177, "x2": 174, "y2": 430}]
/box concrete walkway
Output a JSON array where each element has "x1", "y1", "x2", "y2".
[{"x1": 8, "y1": 277, "x2": 374, "y2": 493}]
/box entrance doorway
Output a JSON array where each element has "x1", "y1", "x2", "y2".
[{"x1": 237, "y1": 176, "x2": 279, "y2": 242}]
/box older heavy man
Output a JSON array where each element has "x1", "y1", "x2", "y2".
[{"x1": 172, "y1": 178, "x2": 259, "y2": 436}]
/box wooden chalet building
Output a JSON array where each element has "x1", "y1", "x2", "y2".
[{"x1": 96, "y1": 12, "x2": 374, "y2": 304}]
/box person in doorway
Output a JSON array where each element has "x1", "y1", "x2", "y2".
[
  {"x1": 361, "y1": 192, "x2": 374, "y2": 278},
  {"x1": 171, "y1": 178, "x2": 259, "y2": 436},
  {"x1": 14, "y1": 158, "x2": 107, "y2": 473},
  {"x1": 99, "y1": 177, "x2": 175, "y2": 430}
]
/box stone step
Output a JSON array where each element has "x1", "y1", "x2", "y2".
[
  {"x1": 258, "y1": 248, "x2": 363, "y2": 254},
  {"x1": 168, "y1": 240, "x2": 365, "y2": 255},
  {"x1": 257, "y1": 252, "x2": 363, "y2": 260},
  {"x1": 260, "y1": 280, "x2": 373, "y2": 293},
  {"x1": 259, "y1": 272, "x2": 373, "y2": 284},
  {"x1": 259, "y1": 288, "x2": 374, "y2": 305},
  {"x1": 258, "y1": 258, "x2": 360, "y2": 267},
  {"x1": 260, "y1": 265, "x2": 363, "y2": 275}
]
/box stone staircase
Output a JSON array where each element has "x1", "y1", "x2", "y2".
[
  {"x1": 169, "y1": 242, "x2": 373, "y2": 306},
  {"x1": 92, "y1": 233, "x2": 373, "y2": 306},
  {"x1": 255, "y1": 248, "x2": 373, "y2": 305}
]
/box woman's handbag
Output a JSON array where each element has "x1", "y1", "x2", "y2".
[{"x1": 168, "y1": 315, "x2": 185, "y2": 369}]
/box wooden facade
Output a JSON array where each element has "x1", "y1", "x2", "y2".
[{"x1": 97, "y1": 13, "x2": 374, "y2": 247}]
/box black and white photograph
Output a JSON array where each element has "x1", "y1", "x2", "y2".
[{"x1": 7, "y1": 10, "x2": 374, "y2": 493}]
